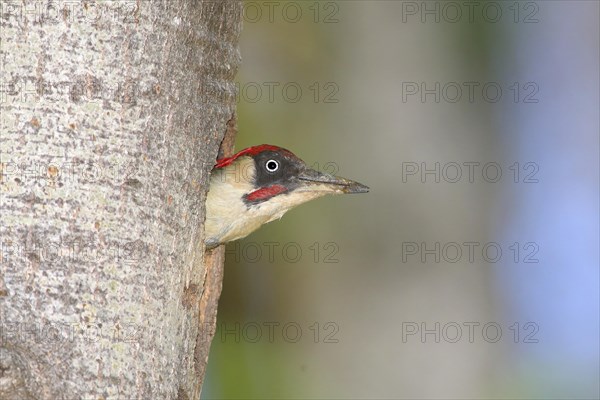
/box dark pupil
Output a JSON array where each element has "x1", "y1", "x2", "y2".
[{"x1": 267, "y1": 161, "x2": 277, "y2": 171}]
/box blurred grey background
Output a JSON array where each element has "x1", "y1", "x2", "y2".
[{"x1": 203, "y1": 1, "x2": 599, "y2": 399}]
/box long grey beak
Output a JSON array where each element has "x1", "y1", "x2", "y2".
[{"x1": 297, "y1": 168, "x2": 369, "y2": 194}]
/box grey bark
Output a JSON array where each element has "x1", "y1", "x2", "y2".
[{"x1": 0, "y1": 1, "x2": 241, "y2": 398}]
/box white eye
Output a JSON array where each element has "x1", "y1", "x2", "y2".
[{"x1": 265, "y1": 159, "x2": 279, "y2": 172}]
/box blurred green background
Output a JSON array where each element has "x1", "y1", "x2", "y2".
[{"x1": 203, "y1": 1, "x2": 599, "y2": 399}]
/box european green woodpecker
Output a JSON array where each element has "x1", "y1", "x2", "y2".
[{"x1": 204, "y1": 145, "x2": 369, "y2": 248}]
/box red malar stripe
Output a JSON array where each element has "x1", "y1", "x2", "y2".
[
  {"x1": 245, "y1": 184, "x2": 288, "y2": 202},
  {"x1": 214, "y1": 144, "x2": 292, "y2": 169}
]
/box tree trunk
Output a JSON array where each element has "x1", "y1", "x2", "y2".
[{"x1": 0, "y1": 1, "x2": 241, "y2": 398}]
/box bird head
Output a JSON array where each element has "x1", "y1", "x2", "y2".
[{"x1": 204, "y1": 144, "x2": 368, "y2": 248}]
